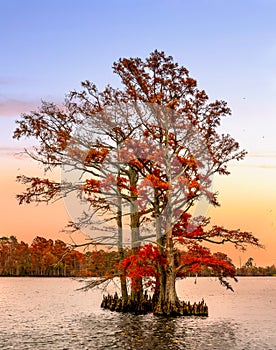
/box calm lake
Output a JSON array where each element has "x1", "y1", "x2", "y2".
[{"x1": 0, "y1": 277, "x2": 275, "y2": 349}]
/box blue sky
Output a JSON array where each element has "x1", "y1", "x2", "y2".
[
  {"x1": 0, "y1": 0, "x2": 276, "y2": 264},
  {"x1": 1, "y1": 0, "x2": 276, "y2": 153}
]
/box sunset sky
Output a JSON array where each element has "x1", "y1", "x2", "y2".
[{"x1": 1, "y1": 0, "x2": 276, "y2": 266}]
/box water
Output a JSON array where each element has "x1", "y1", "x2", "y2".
[{"x1": 0, "y1": 277, "x2": 275, "y2": 349}]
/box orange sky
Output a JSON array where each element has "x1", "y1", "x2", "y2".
[
  {"x1": 1, "y1": 150, "x2": 275, "y2": 267},
  {"x1": 207, "y1": 161, "x2": 276, "y2": 266}
]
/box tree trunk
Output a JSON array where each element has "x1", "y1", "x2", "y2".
[
  {"x1": 163, "y1": 250, "x2": 179, "y2": 315},
  {"x1": 120, "y1": 273, "x2": 128, "y2": 309},
  {"x1": 154, "y1": 233, "x2": 167, "y2": 314},
  {"x1": 154, "y1": 244, "x2": 179, "y2": 316},
  {"x1": 116, "y1": 186, "x2": 128, "y2": 306},
  {"x1": 155, "y1": 112, "x2": 179, "y2": 316},
  {"x1": 154, "y1": 118, "x2": 180, "y2": 316},
  {"x1": 129, "y1": 167, "x2": 143, "y2": 302}
]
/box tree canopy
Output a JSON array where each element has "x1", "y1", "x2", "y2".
[{"x1": 14, "y1": 50, "x2": 262, "y2": 316}]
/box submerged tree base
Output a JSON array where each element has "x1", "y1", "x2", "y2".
[{"x1": 101, "y1": 293, "x2": 208, "y2": 317}]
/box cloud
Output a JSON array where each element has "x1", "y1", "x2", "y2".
[
  {"x1": 247, "y1": 153, "x2": 276, "y2": 158},
  {"x1": 230, "y1": 163, "x2": 276, "y2": 169},
  {"x1": 0, "y1": 98, "x2": 40, "y2": 117},
  {"x1": 227, "y1": 153, "x2": 276, "y2": 169},
  {"x1": 0, "y1": 77, "x2": 22, "y2": 86},
  {"x1": 254, "y1": 165, "x2": 276, "y2": 169},
  {"x1": 0, "y1": 147, "x2": 28, "y2": 158},
  {"x1": 229, "y1": 160, "x2": 276, "y2": 169},
  {"x1": 0, "y1": 76, "x2": 42, "y2": 117}
]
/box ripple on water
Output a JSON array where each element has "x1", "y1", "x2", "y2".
[{"x1": 0, "y1": 277, "x2": 275, "y2": 349}]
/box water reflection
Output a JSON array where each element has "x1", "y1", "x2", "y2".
[
  {"x1": 1, "y1": 277, "x2": 275, "y2": 350},
  {"x1": 78, "y1": 312, "x2": 238, "y2": 350}
]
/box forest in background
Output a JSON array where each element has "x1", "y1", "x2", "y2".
[
  {"x1": 1, "y1": 235, "x2": 275, "y2": 277},
  {"x1": 0, "y1": 235, "x2": 118, "y2": 277}
]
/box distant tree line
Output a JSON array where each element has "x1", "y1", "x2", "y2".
[
  {"x1": 0, "y1": 236, "x2": 275, "y2": 278},
  {"x1": 235, "y1": 257, "x2": 276, "y2": 276},
  {"x1": 188, "y1": 257, "x2": 276, "y2": 277},
  {"x1": 0, "y1": 235, "x2": 120, "y2": 277},
  {"x1": 187, "y1": 265, "x2": 276, "y2": 277}
]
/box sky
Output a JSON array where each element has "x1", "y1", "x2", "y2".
[{"x1": 0, "y1": 0, "x2": 276, "y2": 266}]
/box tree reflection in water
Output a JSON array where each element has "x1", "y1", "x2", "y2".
[{"x1": 80, "y1": 312, "x2": 238, "y2": 350}]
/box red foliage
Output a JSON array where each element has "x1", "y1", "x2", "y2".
[
  {"x1": 179, "y1": 244, "x2": 235, "y2": 276},
  {"x1": 177, "y1": 244, "x2": 237, "y2": 290},
  {"x1": 120, "y1": 244, "x2": 167, "y2": 291},
  {"x1": 173, "y1": 212, "x2": 262, "y2": 251},
  {"x1": 84, "y1": 178, "x2": 101, "y2": 192},
  {"x1": 84, "y1": 147, "x2": 109, "y2": 166}
]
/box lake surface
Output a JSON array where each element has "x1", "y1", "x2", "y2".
[{"x1": 0, "y1": 277, "x2": 275, "y2": 349}]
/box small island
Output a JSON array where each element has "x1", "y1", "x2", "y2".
[{"x1": 1, "y1": 234, "x2": 273, "y2": 316}]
